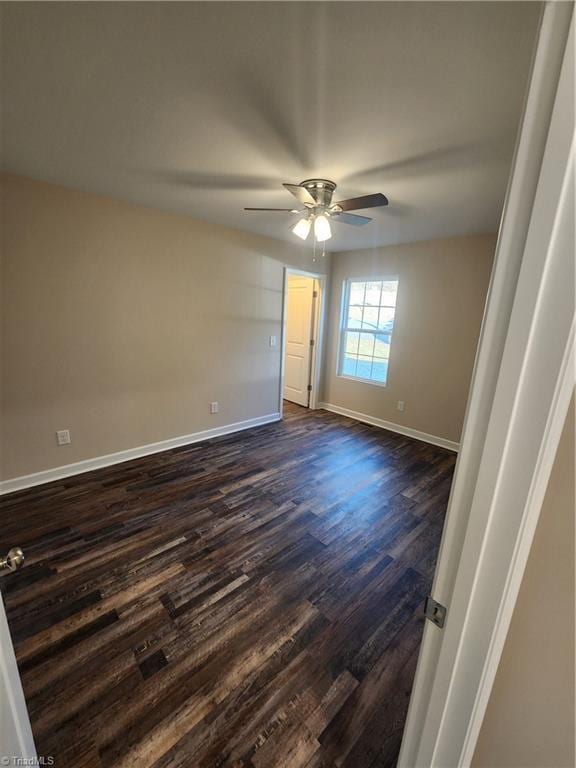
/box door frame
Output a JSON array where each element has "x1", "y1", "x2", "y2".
[
  {"x1": 0, "y1": 591, "x2": 37, "y2": 761},
  {"x1": 279, "y1": 267, "x2": 327, "y2": 416},
  {"x1": 399, "y1": 4, "x2": 574, "y2": 765}
]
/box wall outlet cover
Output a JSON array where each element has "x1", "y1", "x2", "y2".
[
  {"x1": 397, "y1": 401, "x2": 405, "y2": 412},
  {"x1": 210, "y1": 402, "x2": 219, "y2": 414},
  {"x1": 56, "y1": 429, "x2": 71, "y2": 446}
]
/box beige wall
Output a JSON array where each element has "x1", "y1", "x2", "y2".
[
  {"x1": 322, "y1": 235, "x2": 496, "y2": 443},
  {"x1": 473, "y1": 393, "x2": 575, "y2": 768},
  {"x1": 0, "y1": 175, "x2": 495, "y2": 479},
  {"x1": 0, "y1": 174, "x2": 324, "y2": 480}
]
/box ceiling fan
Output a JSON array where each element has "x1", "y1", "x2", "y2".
[{"x1": 244, "y1": 178, "x2": 388, "y2": 242}]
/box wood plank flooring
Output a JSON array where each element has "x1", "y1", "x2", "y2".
[{"x1": 0, "y1": 403, "x2": 456, "y2": 768}]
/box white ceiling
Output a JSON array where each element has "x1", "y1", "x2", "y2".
[{"x1": 1, "y1": 2, "x2": 540, "y2": 251}]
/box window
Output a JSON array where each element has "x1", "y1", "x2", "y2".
[{"x1": 338, "y1": 277, "x2": 399, "y2": 385}]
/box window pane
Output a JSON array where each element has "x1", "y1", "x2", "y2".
[
  {"x1": 345, "y1": 331, "x2": 360, "y2": 355},
  {"x1": 347, "y1": 306, "x2": 362, "y2": 329},
  {"x1": 371, "y1": 359, "x2": 388, "y2": 383},
  {"x1": 356, "y1": 356, "x2": 373, "y2": 379},
  {"x1": 377, "y1": 307, "x2": 395, "y2": 332},
  {"x1": 342, "y1": 354, "x2": 358, "y2": 377},
  {"x1": 381, "y1": 280, "x2": 398, "y2": 307},
  {"x1": 349, "y1": 282, "x2": 366, "y2": 306},
  {"x1": 364, "y1": 281, "x2": 382, "y2": 306},
  {"x1": 374, "y1": 335, "x2": 391, "y2": 359},
  {"x1": 358, "y1": 332, "x2": 375, "y2": 357},
  {"x1": 361, "y1": 306, "x2": 379, "y2": 330}
]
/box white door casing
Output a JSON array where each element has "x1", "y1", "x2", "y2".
[
  {"x1": 283, "y1": 275, "x2": 316, "y2": 407},
  {"x1": 399, "y1": 4, "x2": 574, "y2": 765},
  {"x1": 0, "y1": 589, "x2": 36, "y2": 762}
]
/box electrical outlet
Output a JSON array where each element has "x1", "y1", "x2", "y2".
[
  {"x1": 210, "y1": 402, "x2": 219, "y2": 414},
  {"x1": 56, "y1": 429, "x2": 71, "y2": 446},
  {"x1": 269, "y1": 335, "x2": 277, "y2": 348},
  {"x1": 396, "y1": 401, "x2": 405, "y2": 412}
]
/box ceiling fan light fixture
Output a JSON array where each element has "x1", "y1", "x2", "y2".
[
  {"x1": 247, "y1": 179, "x2": 388, "y2": 251},
  {"x1": 291, "y1": 217, "x2": 311, "y2": 240},
  {"x1": 314, "y1": 214, "x2": 332, "y2": 242}
]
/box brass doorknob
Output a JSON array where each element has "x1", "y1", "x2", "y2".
[{"x1": 0, "y1": 547, "x2": 25, "y2": 572}]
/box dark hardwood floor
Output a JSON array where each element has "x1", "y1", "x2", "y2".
[{"x1": 0, "y1": 402, "x2": 456, "y2": 768}]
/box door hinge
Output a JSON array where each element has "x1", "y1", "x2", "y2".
[
  {"x1": 310, "y1": 339, "x2": 315, "y2": 346},
  {"x1": 424, "y1": 595, "x2": 447, "y2": 628},
  {"x1": 307, "y1": 384, "x2": 313, "y2": 392},
  {"x1": 313, "y1": 290, "x2": 318, "y2": 298}
]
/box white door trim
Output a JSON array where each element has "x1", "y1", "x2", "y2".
[
  {"x1": 399, "y1": 4, "x2": 574, "y2": 765},
  {"x1": 0, "y1": 592, "x2": 37, "y2": 762},
  {"x1": 279, "y1": 267, "x2": 327, "y2": 415}
]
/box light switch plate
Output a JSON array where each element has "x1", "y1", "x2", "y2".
[{"x1": 269, "y1": 335, "x2": 277, "y2": 347}]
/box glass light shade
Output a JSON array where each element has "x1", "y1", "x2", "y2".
[
  {"x1": 314, "y1": 214, "x2": 332, "y2": 242},
  {"x1": 291, "y1": 217, "x2": 311, "y2": 240}
]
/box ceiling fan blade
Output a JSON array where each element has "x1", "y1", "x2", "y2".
[
  {"x1": 332, "y1": 212, "x2": 372, "y2": 226},
  {"x1": 332, "y1": 193, "x2": 388, "y2": 211},
  {"x1": 244, "y1": 207, "x2": 299, "y2": 212},
  {"x1": 283, "y1": 183, "x2": 317, "y2": 206}
]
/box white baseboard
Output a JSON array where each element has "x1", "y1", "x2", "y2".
[
  {"x1": 318, "y1": 402, "x2": 460, "y2": 452},
  {"x1": 0, "y1": 413, "x2": 281, "y2": 496}
]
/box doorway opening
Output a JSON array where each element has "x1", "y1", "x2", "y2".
[{"x1": 280, "y1": 268, "x2": 325, "y2": 412}]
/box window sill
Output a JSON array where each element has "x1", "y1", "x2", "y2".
[{"x1": 336, "y1": 373, "x2": 388, "y2": 388}]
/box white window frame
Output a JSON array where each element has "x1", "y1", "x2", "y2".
[{"x1": 336, "y1": 275, "x2": 399, "y2": 387}]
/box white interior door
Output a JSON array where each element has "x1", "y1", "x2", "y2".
[
  {"x1": 0, "y1": 564, "x2": 36, "y2": 763},
  {"x1": 283, "y1": 275, "x2": 315, "y2": 407}
]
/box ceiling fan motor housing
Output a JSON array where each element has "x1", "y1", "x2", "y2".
[{"x1": 301, "y1": 179, "x2": 337, "y2": 208}]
